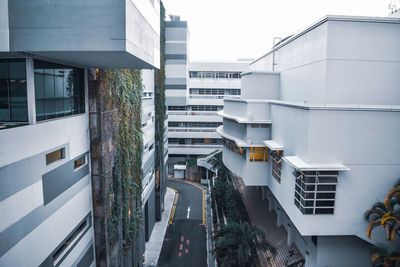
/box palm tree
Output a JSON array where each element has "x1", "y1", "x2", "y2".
[
  {"x1": 214, "y1": 220, "x2": 275, "y2": 267},
  {"x1": 365, "y1": 180, "x2": 400, "y2": 241},
  {"x1": 207, "y1": 150, "x2": 231, "y2": 182},
  {"x1": 371, "y1": 245, "x2": 400, "y2": 267}
]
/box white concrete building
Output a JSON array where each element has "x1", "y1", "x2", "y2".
[
  {"x1": 218, "y1": 15, "x2": 400, "y2": 266},
  {"x1": 0, "y1": 1, "x2": 160, "y2": 266},
  {"x1": 164, "y1": 16, "x2": 250, "y2": 170},
  {"x1": 167, "y1": 60, "x2": 250, "y2": 169}
]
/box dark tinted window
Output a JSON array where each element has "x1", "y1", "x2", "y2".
[
  {"x1": 0, "y1": 59, "x2": 28, "y2": 122},
  {"x1": 34, "y1": 60, "x2": 85, "y2": 121}
]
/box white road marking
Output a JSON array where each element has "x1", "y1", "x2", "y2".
[{"x1": 187, "y1": 206, "x2": 191, "y2": 219}]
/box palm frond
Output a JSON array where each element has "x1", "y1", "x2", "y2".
[{"x1": 367, "y1": 220, "x2": 381, "y2": 239}]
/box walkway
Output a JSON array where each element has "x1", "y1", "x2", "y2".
[
  {"x1": 144, "y1": 188, "x2": 176, "y2": 267},
  {"x1": 236, "y1": 178, "x2": 303, "y2": 267}
]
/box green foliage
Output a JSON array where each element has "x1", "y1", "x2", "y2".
[
  {"x1": 365, "y1": 179, "x2": 400, "y2": 241},
  {"x1": 186, "y1": 157, "x2": 197, "y2": 167},
  {"x1": 209, "y1": 154, "x2": 249, "y2": 222},
  {"x1": 371, "y1": 245, "x2": 400, "y2": 267},
  {"x1": 211, "y1": 178, "x2": 229, "y2": 210},
  {"x1": 102, "y1": 69, "x2": 143, "y2": 247},
  {"x1": 224, "y1": 187, "x2": 249, "y2": 223},
  {"x1": 214, "y1": 220, "x2": 275, "y2": 267},
  {"x1": 365, "y1": 179, "x2": 400, "y2": 266},
  {"x1": 154, "y1": 2, "x2": 166, "y2": 189},
  {"x1": 207, "y1": 150, "x2": 231, "y2": 182}
]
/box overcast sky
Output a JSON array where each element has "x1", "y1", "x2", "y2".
[{"x1": 162, "y1": 0, "x2": 391, "y2": 61}]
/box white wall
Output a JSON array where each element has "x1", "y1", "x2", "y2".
[
  {"x1": 268, "y1": 104, "x2": 400, "y2": 242},
  {"x1": 0, "y1": 114, "x2": 89, "y2": 167}
]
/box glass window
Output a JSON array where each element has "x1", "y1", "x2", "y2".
[
  {"x1": 249, "y1": 147, "x2": 268, "y2": 162},
  {"x1": 34, "y1": 69, "x2": 46, "y2": 121},
  {"x1": 74, "y1": 155, "x2": 86, "y2": 169},
  {"x1": 44, "y1": 68, "x2": 55, "y2": 119},
  {"x1": 293, "y1": 169, "x2": 339, "y2": 215},
  {"x1": 0, "y1": 59, "x2": 28, "y2": 123},
  {"x1": 34, "y1": 60, "x2": 85, "y2": 121},
  {"x1": 55, "y1": 69, "x2": 64, "y2": 117},
  {"x1": 46, "y1": 148, "x2": 65, "y2": 165},
  {"x1": 0, "y1": 62, "x2": 9, "y2": 121},
  {"x1": 9, "y1": 61, "x2": 27, "y2": 122},
  {"x1": 229, "y1": 72, "x2": 241, "y2": 78}
]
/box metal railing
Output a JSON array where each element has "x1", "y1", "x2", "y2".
[
  {"x1": 167, "y1": 111, "x2": 218, "y2": 116},
  {"x1": 168, "y1": 127, "x2": 217, "y2": 133},
  {"x1": 168, "y1": 144, "x2": 222, "y2": 149},
  {"x1": 188, "y1": 95, "x2": 240, "y2": 100}
]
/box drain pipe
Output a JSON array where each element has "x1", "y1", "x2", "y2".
[{"x1": 272, "y1": 37, "x2": 281, "y2": 71}]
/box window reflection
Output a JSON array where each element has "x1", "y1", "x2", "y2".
[
  {"x1": 0, "y1": 59, "x2": 28, "y2": 123},
  {"x1": 34, "y1": 60, "x2": 85, "y2": 121}
]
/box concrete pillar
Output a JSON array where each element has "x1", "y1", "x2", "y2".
[
  {"x1": 276, "y1": 208, "x2": 282, "y2": 227},
  {"x1": 261, "y1": 187, "x2": 266, "y2": 200},
  {"x1": 25, "y1": 57, "x2": 36, "y2": 125},
  {"x1": 268, "y1": 194, "x2": 273, "y2": 212},
  {"x1": 287, "y1": 224, "x2": 294, "y2": 246}
]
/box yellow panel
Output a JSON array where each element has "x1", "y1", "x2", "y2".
[{"x1": 254, "y1": 152, "x2": 264, "y2": 161}]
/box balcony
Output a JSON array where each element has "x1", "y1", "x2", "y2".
[
  {"x1": 188, "y1": 95, "x2": 240, "y2": 100},
  {"x1": 168, "y1": 144, "x2": 222, "y2": 155},
  {"x1": 219, "y1": 99, "x2": 272, "y2": 124},
  {"x1": 168, "y1": 111, "x2": 222, "y2": 122},
  {"x1": 168, "y1": 127, "x2": 220, "y2": 139},
  {"x1": 3, "y1": 0, "x2": 160, "y2": 68}
]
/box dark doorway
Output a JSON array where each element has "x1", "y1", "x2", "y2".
[{"x1": 145, "y1": 200, "x2": 149, "y2": 241}]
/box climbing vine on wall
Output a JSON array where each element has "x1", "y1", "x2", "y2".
[
  {"x1": 154, "y1": 2, "x2": 166, "y2": 195},
  {"x1": 101, "y1": 69, "x2": 143, "y2": 246}
]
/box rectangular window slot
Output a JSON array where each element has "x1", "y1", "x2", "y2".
[
  {"x1": 46, "y1": 148, "x2": 65, "y2": 165},
  {"x1": 74, "y1": 155, "x2": 86, "y2": 170},
  {"x1": 53, "y1": 216, "x2": 90, "y2": 266}
]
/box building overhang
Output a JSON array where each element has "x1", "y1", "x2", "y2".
[
  {"x1": 217, "y1": 110, "x2": 272, "y2": 124},
  {"x1": 263, "y1": 140, "x2": 284, "y2": 151},
  {"x1": 0, "y1": 51, "x2": 157, "y2": 69},
  {"x1": 216, "y1": 126, "x2": 264, "y2": 148},
  {"x1": 283, "y1": 156, "x2": 350, "y2": 171}
]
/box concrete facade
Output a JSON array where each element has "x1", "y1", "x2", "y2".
[
  {"x1": 1, "y1": 1, "x2": 161, "y2": 266},
  {"x1": 1, "y1": 0, "x2": 160, "y2": 69},
  {"x1": 165, "y1": 18, "x2": 250, "y2": 169},
  {"x1": 219, "y1": 15, "x2": 400, "y2": 266}
]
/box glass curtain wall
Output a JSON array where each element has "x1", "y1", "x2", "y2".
[
  {"x1": 34, "y1": 60, "x2": 85, "y2": 121},
  {"x1": 0, "y1": 59, "x2": 28, "y2": 123}
]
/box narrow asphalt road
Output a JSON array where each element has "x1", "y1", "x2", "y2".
[{"x1": 157, "y1": 179, "x2": 207, "y2": 267}]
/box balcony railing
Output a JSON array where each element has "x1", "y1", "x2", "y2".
[
  {"x1": 189, "y1": 95, "x2": 241, "y2": 100},
  {"x1": 168, "y1": 127, "x2": 217, "y2": 133},
  {"x1": 167, "y1": 111, "x2": 218, "y2": 116},
  {"x1": 168, "y1": 144, "x2": 222, "y2": 149}
]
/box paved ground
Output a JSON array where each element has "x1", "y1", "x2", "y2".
[
  {"x1": 144, "y1": 188, "x2": 176, "y2": 267},
  {"x1": 236, "y1": 178, "x2": 304, "y2": 267},
  {"x1": 157, "y1": 179, "x2": 207, "y2": 267}
]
